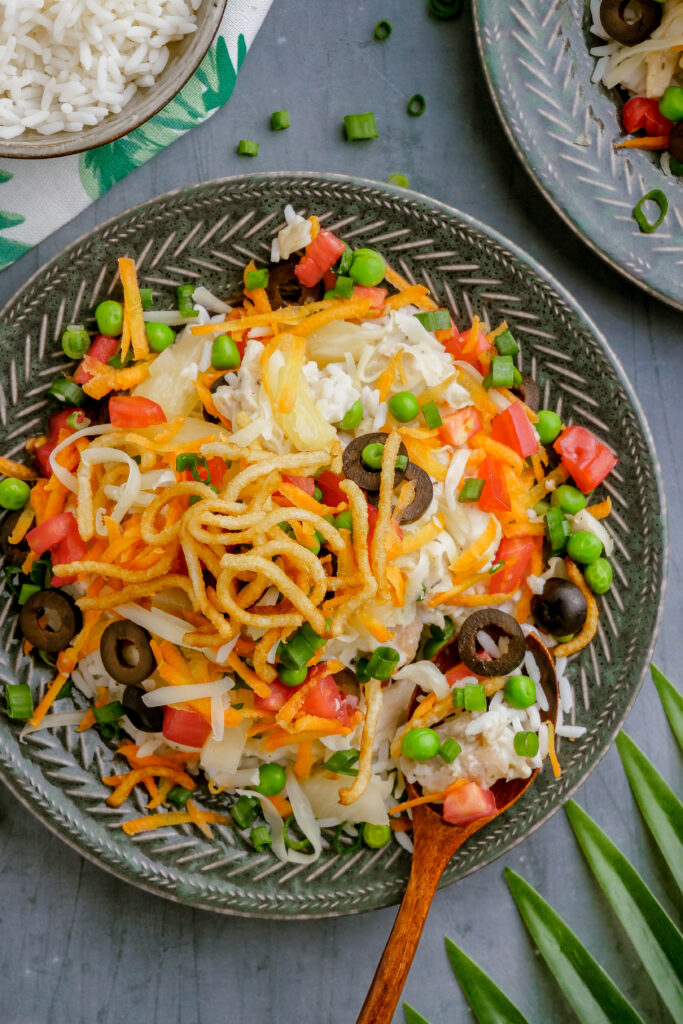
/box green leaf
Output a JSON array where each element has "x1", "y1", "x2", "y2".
[
  {"x1": 444, "y1": 937, "x2": 530, "y2": 1024},
  {"x1": 651, "y1": 663, "x2": 683, "y2": 751},
  {"x1": 616, "y1": 731, "x2": 683, "y2": 892},
  {"x1": 505, "y1": 868, "x2": 645, "y2": 1024},
  {"x1": 566, "y1": 800, "x2": 683, "y2": 1019},
  {"x1": 403, "y1": 1005, "x2": 433, "y2": 1024},
  {"x1": 0, "y1": 172, "x2": 31, "y2": 270}
]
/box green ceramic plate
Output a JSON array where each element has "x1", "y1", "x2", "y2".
[
  {"x1": 0, "y1": 173, "x2": 667, "y2": 918},
  {"x1": 472, "y1": 0, "x2": 683, "y2": 312}
]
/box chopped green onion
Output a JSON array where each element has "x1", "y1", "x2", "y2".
[
  {"x1": 49, "y1": 378, "x2": 85, "y2": 406},
  {"x1": 231, "y1": 794, "x2": 260, "y2": 829},
  {"x1": 271, "y1": 110, "x2": 290, "y2": 131},
  {"x1": 175, "y1": 453, "x2": 209, "y2": 482},
  {"x1": 168, "y1": 785, "x2": 192, "y2": 807},
  {"x1": 464, "y1": 683, "x2": 486, "y2": 712},
  {"x1": 108, "y1": 349, "x2": 133, "y2": 369},
  {"x1": 421, "y1": 400, "x2": 442, "y2": 429},
  {"x1": 56, "y1": 678, "x2": 74, "y2": 699},
  {"x1": 66, "y1": 411, "x2": 89, "y2": 430},
  {"x1": 251, "y1": 825, "x2": 272, "y2": 851},
  {"x1": 61, "y1": 325, "x2": 91, "y2": 360},
  {"x1": 388, "y1": 173, "x2": 409, "y2": 187},
  {"x1": 298, "y1": 622, "x2": 326, "y2": 651},
  {"x1": 439, "y1": 738, "x2": 462, "y2": 763},
  {"x1": 429, "y1": 0, "x2": 464, "y2": 19},
  {"x1": 237, "y1": 139, "x2": 259, "y2": 156},
  {"x1": 414, "y1": 309, "x2": 450, "y2": 332},
  {"x1": 494, "y1": 328, "x2": 519, "y2": 357},
  {"x1": 355, "y1": 657, "x2": 372, "y2": 684},
  {"x1": 277, "y1": 633, "x2": 316, "y2": 669},
  {"x1": 632, "y1": 189, "x2": 668, "y2": 234},
  {"x1": 283, "y1": 815, "x2": 312, "y2": 851},
  {"x1": 344, "y1": 112, "x2": 378, "y2": 141},
  {"x1": 459, "y1": 478, "x2": 484, "y2": 503},
  {"x1": 6, "y1": 682, "x2": 33, "y2": 720},
  {"x1": 30, "y1": 558, "x2": 52, "y2": 588},
  {"x1": 333, "y1": 822, "x2": 363, "y2": 855},
  {"x1": 176, "y1": 284, "x2": 198, "y2": 318},
  {"x1": 324, "y1": 749, "x2": 360, "y2": 776},
  {"x1": 395, "y1": 454, "x2": 408, "y2": 472},
  {"x1": 245, "y1": 268, "x2": 270, "y2": 290},
  {"x1": 489, "y1": 560, "x2": 505, "y2": 575},
  {"x1": 514, "y1": 731, "x2": 540, "y2": 757},
  {"x1": 407, "y1": 94, "x2": 426, "y2": 117},
  {"x1": 93, "y1": 700, "x2": 124, "y2": 725},
  {"x1": 488, "y1": 354, "x2": 515, "y2": 389},
  {"x1": 362, "y1": 823, "x2": 391, "y2": 849},
  {"x1": 18, "y1": 583, "x2": 40, "y2": 606},
  {"x1": 374, "y1": 19, "x2": 392, "y2": 40},
  {"x1": 366, "y1": 646, "x2": 400, "y2": 681},
  {"x1": 333, "y1": 275, "x2": 354, "y2": 299},
  {"x1": 99, "y1": 722, "x2": 120, "y2": 741},
  {"x1": 545, "y1": 507, "x2": 568, "y2": 552},
  {"x1": 140, "y1": 287, "x2": 154, "y2": 310}
]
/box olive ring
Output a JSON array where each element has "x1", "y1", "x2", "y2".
[
  {"x1": 342, "y1": 432, "x2": 409, "y2": 492},
  {"x1": 456, "y1": 609, "x2": 526, "y2": 677},
  {"x1": 19, "y1": 589, "x2": 82, "y2": 653},
  {"x1": 100, "y1": 620, "x2": 156, "y2": 686},
  {"x1": 600, "y1": 0, "x2": 662, "y2": 46},
  {"x1": 512, "y1": 372, "x2": 540, "y2": 413},
  {"x1": 399, "y1": 462, "x2": 434, "y2": 523}
]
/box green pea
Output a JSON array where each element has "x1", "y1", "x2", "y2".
[
  {"x1": 212, "y1": 334, "x2": 241, "y2": 370},
  {"x1": 349, "y1": 248, "x2": 386, "y2": 287},
  {"x1": 256, "y1": 763, "x2": 287, "y2": 796},
  {"x1": 401, "y1": 727, "x2": 441, "y2": 761},
  {"x1": 566, "y1": 530, "x2": 603, "y2": 565},
  {"x1": 388, "y1": 391, "x2": 419, "y2": 423},
  {"x1": 313, "y1": 485, "x2": 323, "y2": 503},
  {"x1": 504, "y1": 675, "x2": 536, "y2": 709},
  {"x1": 144, "y1": 321, "x2": 176, "y2": 353},
  {"x1": 334, "y1": 510, "x2": 353, "y2": 531},
  {"x1": 362, "y1": 823, "x2": 391, "y2": 849},
  {"x1": 335, "y1": 399, "x2": 363, "y2": 431},
  {"x1": 278, "y1": 664, "x2": 308, "y2": 687},
  {"x1": 361, "y1": 442, "x2": 384, "y2": 470},
  {"x1": 659, "y1": 85, "x2": 683, "y2": 123},
  {"x1": 61, "y1": 325, "x2": 91, "y2": 360},
  {"x1": 0, "y1": 478, "x2": 30, "y2": 511},
  {"x1": 95, "y1": 300, "x2": 124, "y2": 337},
  {"x1": 584, "y1": 557, "x2": 612, "y2": 595},
  {"x1": 323, "y1": 514, "x2": 336, "y2": 525},
  {"x1": 536, "y1": 409, "x2": 562, "y2": 445},
  {"x1": 551, "y1": 484, "x2": 586, "y2": 515}
]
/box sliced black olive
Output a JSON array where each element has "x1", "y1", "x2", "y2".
[
  {"x1": 19, "y1": 589, "x2": 82, "y2": 653},
  {"x1": 342, "y1": 432, "x2": 409, "y2": 492},
  {"x1": 669, "y1": 122, "x2": 683, "y2": 163},
  {"x1": 600, "y1": 0, "x2": 661, "y2": 45},
  {"x1": 100, "y1": 620, "x2": 156, "y2": 685},
  {"x1": 531, "y1": 577, "x2": 587, "y2": 636},
  {"x1": 399, "y1": 462, "x2": 434, "y2": 523},
  {"x1": 121, "y1": 684, "x2": 164, "y2": 733},
  {"x1": 0, "y1": 511, "x2": 28, "y2": 566},
  {"x1": 512, "y1": 373, "x2": 540, "y2": 413},
  {"x1": 266, "y1": 257, "x2": 323, "y2": 309},
  {"x1": 457, "y1": 609, "x2": 526, "y2": 677}
]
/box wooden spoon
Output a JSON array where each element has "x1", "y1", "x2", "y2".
[{"x1": 356, "y1": 633, "x2": 558, "y2": 1024}]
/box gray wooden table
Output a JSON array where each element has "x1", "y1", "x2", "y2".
[{"x1": 1, "y1": 4, "x2": 680, "y2": 1022}]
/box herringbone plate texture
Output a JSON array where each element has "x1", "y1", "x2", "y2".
[
  {"x1": 473, "y1": 0, "x2": 683, "y2": 312},
  {"x1": 0, "y1": 174, "x2": 667, "y2": 918}
]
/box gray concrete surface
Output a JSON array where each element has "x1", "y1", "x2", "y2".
[{"x1": 0, "y1": 3, "x2": 681, "y2": 1022}]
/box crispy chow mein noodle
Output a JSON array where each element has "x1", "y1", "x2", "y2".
[{"x1": 5, "y1": 211, "x2": 618, "y2": 852}]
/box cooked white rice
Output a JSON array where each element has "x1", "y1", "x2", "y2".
[{"x1": 0, "y1": 0, "x2": 201, "y2": 138}]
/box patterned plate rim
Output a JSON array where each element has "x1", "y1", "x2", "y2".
[
  {"x1": 472, "y1": 0, "x2": 683, "y2": 313},
  {"x1": 0, "y1": 171, "x2": 669, "y2": 918}
]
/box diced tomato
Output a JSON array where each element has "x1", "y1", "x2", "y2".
[
  {"x1": 301, "y1": 674, "x2": 356, "y2": 726},
  {"x1": 109, "y1": 395, "x2": 166, "y2": 428},
  {"x1": 445, "y1": 663, "x2": 484, "y2": 686},
  {"x1": 51, "y1": 529, "x2": 88, "y2": 585},
  {"x1": 281, "y1": 474, "x2": 315, "y2": 497},
  {"x1": 352, "y1": 286, "x2": 387, "y2": 312},
  {"x1": 34, "y1": 408, "x2": 81, "y2": 478},
  {"x1": 163, "y1": 706, "x2": 212, "y2": 748},
  {"x1": 367, "y1": 501, "x2": 403, "y2": 550},
  {"x1": 622, "y1": 97, "x2": 672, "y2": 138},
  {"x1": 489, "y1": 536, "x2": 539, "y2": 595},
  {"x1": 74, "y1": 335, "x2": 119, "y2": 383},
  {"x1": 443, "y1": 782, "x2": 497, "y2": 826},
  {"x1": 439, "y1": 319, "x2": 492, "y2": 369},
  {"x1": 477, "y1": 457, "x2": 510, "y2": 513},
  {"x1": 554, "y1": 425, "x2": 617, "y2": 494},
  {"x1": 439, "y1": 406, "x2": 482, "y2": 448},
  {"x1": 179, "y1": 456, "x2": 228, "y2": 488},
  {"x1": 295, "y1": 229, "x2": 347, "y2": 287},
  {"x1": 316, "y1": 470, "x2": 346, "y2": 507},
  {"x1": 323, "y1": 270, "x2": 337, "y2": 292},
  {"x1": 490, "y1": 401, "x2": 538, "y2": 459},
  {"x1": 253, "y1": 680, "x2": 293, "y2": 714},
  {"x1": 27, "y1": 512, "x2": 76, "y2": 556}
]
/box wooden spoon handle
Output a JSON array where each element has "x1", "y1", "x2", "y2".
[{"x1": 356, "y1": 840, "x2": 453, "y2": 1024}]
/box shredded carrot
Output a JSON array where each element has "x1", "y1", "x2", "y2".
[
  {"x1": 121, "y1": 807, "x2": 230, "y2": 836},
  {"x1": 472, "y1": 432, "x2": 524, "y2": 474},
  {"x1": 104, "y1": 766, "x2": 196, "y2": 807},
  {"x1": 502, "y1": 522, "x2": 545, "y2": 538},
  {"x1": 268, "y1": 794, "x2": 293, "y2": 818},
  {"x1": 383, "y1": 285, "x2": 431, "y2": 312},
  {"x1": 292, "y1": 298, "x2": 372, "y2": 337},
  {"x1": 186, "y1": 798, "x2": 215, "y2": 839},
  {"x1": 553, "y1": 559, "x2": 598, "y2": 659},
  {"x1": 615, "y1": 135, "x2": 670, "y2": 150},
  {"x1": 376, "y1": 356, "x2": 397, "y2": 402},
  {"x1": 389, "y1": 779, "x2": 466, "y2": 816},
  {"x1": 120, "y1": 308, "x2": 131, "y2": 362},
  {"x1": 81, "y1": 359, "x2": 149, "y2": 400},
  {"x1": 118, "y1": 257, "x2": 148, "y2": 360},
  {"x1": 0, "y1": 456, "x2": 37, "y2": 480},
  {"x1": 29, "y1": 673, "x2": 68, "y2": 729},
  {"x1": 384, "y1": 264, "x2": 437, "y2": 309},
  {"x1": 588, "y1": 497, "x2": 611, "y2": 520},
  {"x1": 515, "y1": 585, "x2": 532, "y2": 624},
  {"x1": 450, "y1": 517, "x2": 498, "y2": 575},
  {"x1": 8, "y1": 503, "x2": 35, "y2": 545},
  {"x1": 225, "y1": 651, "x2": 270, "y2": 699},
  {"x1": 293, "y1": 740, "x2": 314, "y2": 780},
  {"x1": 546, "y1": 721, "x2": 561, "y2": 779}
]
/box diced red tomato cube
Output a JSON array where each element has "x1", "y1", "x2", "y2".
[
  {"x1": 253, "y1": 680, "x2": 293, "y2": 714},
  {"x1": 489, "y1": 536, "x2": 540, "y2": 595},
  {"x1": 74, "y1": 335, "x2": 119, "y2": 383},
  {"x1": 477, "y1": 456, "x2": 510, "y2": 513},
  {"x1": 316, "y1": 470, "x2": 346, "y2": 507},
  {"x1": 27, "y1": 512, "x2": 77, "y2": 555},
  {"x1": 553, "y1": 425, "x2": 617, "y2": 494},
  {"x1": 281, "y1": 474, "x2": 315, "y2": 497},
  {"x1": 490, "y1": 402, "x2": 538, "y2": 458},
  {"x1": 295, "y1": 255, "x2": 323, "y2": 288},
  {"x1": 163, "y1": 706, "x2": 212, "y2": 748},
  {"x1": 443, "y1": 782, "x2": 497, "y2": 826},
  {"x1": 109, "y1": 395, "x2": 166, "y2": 428},
  {"x1": 295, "y1": 229, "x2": 347, "y2": 287},
  {"x1": 439, "y1": 320, "x2": 492, "y2": 368},
  {"x1": 352, "y1": 286, "x2": 387, "y2": 311},
  {"x1": 439, "y1": 406, "x2": 482, "y2": 448},
  {"x1": 301, "y1": 674, "x2": 355, "y2": 725},
  {"x1": 622, "y1": 97, "x2": 672, "y2": 137}
]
